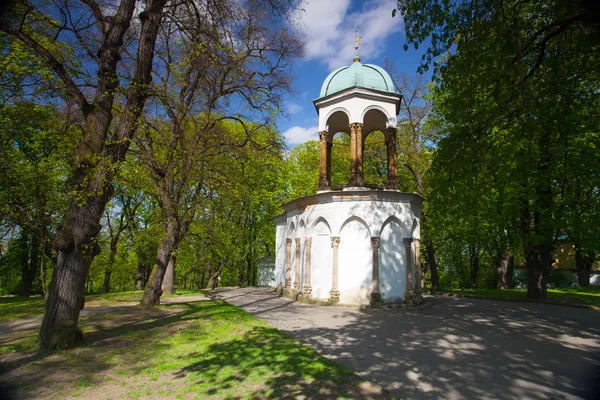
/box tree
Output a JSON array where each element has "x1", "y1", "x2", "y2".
[
  {"x1": 395, "y1": 0, "x2": 600, "y2": 298},
  {"x1": 1, "y1": 0, "x2": 171, "y2": 347},
  {"x1": 0, "y1": 102, "x2": 76, "y2": 296},
  {"x1": 134, "y1": 2, "x2": 301, "y2": 305}
]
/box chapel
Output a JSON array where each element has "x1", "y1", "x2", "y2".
[{"x1": 273, "y1": 41, "x2": 423, "y2": 306}]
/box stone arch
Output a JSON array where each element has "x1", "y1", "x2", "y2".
[
  {"x1": 380, "y1": 215, "x2": 404, "y2": 237},
  {"x1": 339, "y1": 215, "x2": 372, "y2": 238},
  {"x1": 298, "y1": 219, "x2": 307, "y2": 237},
  {"x1": 362, "y1": 107, "x2": 390, "y2": 142},
  {"x1": 325, "y1": 108, "x2": 351, "y2": 139},
  {"x1": 379, "y1": 216, "x2": 406, "y2": 302},
  {"x1": 411, "y1": 217, "x2": 421, "y2": 239},
  {"x1": 310, "y1": 216, "x2": 331, "y2": 236},
  {"x1": 338, "y1": 216, "x2": 372, "y2": 303},
  {"x1": 311, "y1": 217, "x2": 333, "y2": 299}
]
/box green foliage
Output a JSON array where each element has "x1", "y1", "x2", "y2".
[{"x1": 398, "y1": 0, "x2": 600, "y2": 294}]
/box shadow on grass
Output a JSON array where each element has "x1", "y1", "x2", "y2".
[{"x1": 179, "y1": 325, "x2": 388, "y2": 399}]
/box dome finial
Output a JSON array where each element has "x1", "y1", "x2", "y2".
[{"x1": 354, "y1": 25, "x2": 361, "y2": 62}]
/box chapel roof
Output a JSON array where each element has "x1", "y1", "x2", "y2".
[{"x1": 318, "y1": 61, "x2": 396, "y2": 98}]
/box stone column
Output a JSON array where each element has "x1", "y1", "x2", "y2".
[
  {"x1": 285, "y1": 239, "x2": 292, "y2": 289},
  {"x1": 349, "y1": 123, "x2": 364, "y2": 186},
  {"x1": 294, "y1": 237, "x2": 301, "y2": 290},
  {"x1": 303, "y1": 237, "x2": 312, "y2": 296},
  {"x1": 385, "y1": 127, "x2": 398, "y2": 189},
  {"x1": 370, "y1": 237, "x2": 381, "y2": 303},
  {"x1": 403, "y1": 238, "x2": 414, "y2": 301},
  {"x1": 326, "y1": 141, "x2": 333, "y2": 186},
  {"x1": 318, "y1": 130, "x2": 329, "y2": 190},
  {"x1": 413, "y1": 238, "x2": 423, "y2": 301},
  {"x1": 330, "y1": 236, "x2": 341, "y2": 300}
]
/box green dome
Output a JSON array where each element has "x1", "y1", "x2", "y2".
[{"x1": 319, "y1": 61, "x2": 395, "y2": 98}]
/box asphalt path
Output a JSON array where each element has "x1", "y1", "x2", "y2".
[{"x1": 213, "y1": 287, "x2": 600, "y2": 400}]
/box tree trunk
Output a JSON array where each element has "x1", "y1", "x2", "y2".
[
  {"x1": 469, "y1": 246, "x2": 479, "y2": 289},
  {"x1": 18, "y1": 230, "x2": 31, "y2": 297},
  {"x1": 422, "y1": 212, "x2": 440, "y2": 292},
  {"x1": 20, "y1": 233, "x2": 40, "y2": 297},
  {"x1": 141, "y1": 240, "x2": 171, "y2": 306},
  {"x1": 40, "y1": 191, "x2": 107, "y2": 348},
  {"x1": 495, "y1": 252, "x2": 510, "y2": 289},
  {"x1": 526, "y1": 248, "x2": 550, "y2": 299},
  {"x1": 36, "y1": 0, "x2": 167, "y2": 348},
  {"x1": 162, "y1": 255, "x2": 176, "y2": 295},
  {"x1": 575, "y1": 245, "x2": 594, "y2": 287},
  {"x1": 40, "y1": 243, "x2": 47, "y2": 299},
  {"x1": 134, "y1": 261, "x2": 146, "y2": 290},
  {"x1": 507, "y1": 255, "x2": 514, "y2": 289},
  {"x1": 101, "y1": 237, "x2": 118, "y2": 294}
]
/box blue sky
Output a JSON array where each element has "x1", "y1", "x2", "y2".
[{"x1": 279, "y1": 0, "x2": 429, "y2": 148}]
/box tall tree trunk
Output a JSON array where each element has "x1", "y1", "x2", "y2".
[
  {"x1": 162, "y1": 255, "x2": 176, "y2": 295},
  {"x1": 37, "y1": 0, "x2": 167, "y2": 348},
  {"x1": 469, "y1": 246, "x2": 479, "y2": 288},
  {"x1": 422, "y1": 211, "x2": 441, "y2": 291},
  {"x1": 575, "y1": 244, "x2": 594, "y2": 287},
  {"x1": 100, "y1": 240, "x2": 117, "y2": 294},
  {"x1": 40, "y1": 194, "x2": 107, "y2": 348},
  {"x1": 40, "y1": 242, "x2": 47, "y2": 299},
  {"x1": 18, "y1": 230, "x2": 31, "y2": 297},
  {"x1": 20, "y1": 232, "x2": 40, "y2": 297},
  {"x1": 141, "y1": 239, "x2": 171, "y2": 306},
  {"x1": 134, "y1": 261, "x2": 146, "y2": 290},
  {"x1": 507, "y1": 255, "x2": 514, "y2": 289},
  {"x1": 495, "y1": 252, "x2": 511, "y2": 289}
]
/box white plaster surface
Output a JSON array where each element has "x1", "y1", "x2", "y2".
[
  {"x1": 274, "y1": 190, "x2": 422, "y2": 304},
  {"x1": 315, "y1": 87, "x2": 401, "y2": 133}
]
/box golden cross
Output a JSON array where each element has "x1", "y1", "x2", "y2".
[{"x1": 354, "y1": 25, "x2": 361, "y2": 61}]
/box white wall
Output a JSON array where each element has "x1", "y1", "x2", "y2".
[
  {"x1": 380, "y1": 219, "x2": 406, "y2": 302},
  {"x1": 338, "y1": 218, "x2": 372, "y2": 304},
  {"x1": 311, "y1": 220, "x2": 333, "y2": 299},
  {"x1": 273, "y1": 190, "x2": 422, "y2": 304}
]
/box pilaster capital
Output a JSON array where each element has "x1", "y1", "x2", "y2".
[
  {"x1": 305, "y1": 237, "x2": 312, "y2": 246},
  {"x1": 349, "y1": 122, "x2": 363, "y2": 132},
  {"x1": 331, "y1": 236, "x2": 341, "y2": 248},
  {"x1": 318, "y1": 130, "x2": 329, "y2": 141},
  {"x1": 413, "y1": 238, "x2": 421, "y2": 245},
  {"x1": 371, "y1": 237, "x2": 380, "y2": 249},
  {"x1": 386, "y1": 126, "x2": 397, "y2": 136},
  {"x1": 403, "y1": 237, "x2": 414, "y2": 248},
  {"x1": 286, "y1": 238, "x2": 292, "y2": 245},
  {"x1": 295, "y1": 237, "x2": 301, "y2": 245}
]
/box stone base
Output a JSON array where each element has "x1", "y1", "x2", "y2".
[
  {"x1": 329, "y1": 290, "x2": 340, "y2": 301},
  {"x1": 403, "y1": 291, "x2": 424, "y2": 306}
]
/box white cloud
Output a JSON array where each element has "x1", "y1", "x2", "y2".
[
  {"x1": 285, "y1": 101, "x2": 303, "y2": 115},
  {"x1": 292, "y1": 0, "x2": 403, "y2": 70},
  {"x1": 282, "y1": 125, "x2": 319, "y2": 146}
]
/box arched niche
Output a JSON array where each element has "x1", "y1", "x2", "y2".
[
  {"x1": 362, "y1": 108, "x2": 390, "y2": 139},
  {"x1": 298, "y1": 219, "x2": 307, "y2": 289},
  {"x1": 338, "y1": 216, "x2": 372, "y2": 304},
  {"x1": 379, "y1": 217, "x2": 406, "y2": 302},
  {"x1": 325, "y1": 110, "x2": 350, "y2": 139},
  {"x1": 311, "y1": 218, "x2": 332, "y2": 299},
  {"x1": 362, "y1": 130, "x2": 387, "y2": 186}
]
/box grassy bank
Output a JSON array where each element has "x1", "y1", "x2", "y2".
[
  {"x1": 438, "y1": 286, "x2": 600, "y2": 308},
  {"x1": 0, "y1": 299, "x2": 391, "y2": 399},
  {"x1": 0, "y1": 289, "x2": 209, "y2": 321}
]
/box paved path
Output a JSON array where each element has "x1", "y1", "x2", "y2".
[
  {"x1": 0, "y1": 294, "x2": 209, "y2": 336},
  {"x1": 213, "y1": 287, "x2": 600, "y2": 400}
]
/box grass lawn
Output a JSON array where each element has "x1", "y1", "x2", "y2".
[
  {"x1": 0, "y1": 299, "x2": 391, "y2": 399},
  {"x1": 0, "y1": 289, "x2": 209, "y2": 321},
  {"x1": 438, "y1": 286, "x2": 600, "y2": 308}
]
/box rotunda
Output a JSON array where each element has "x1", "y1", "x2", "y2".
[{"x1": 273, "y1": 50, "x2": 423, "y2": 306}]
